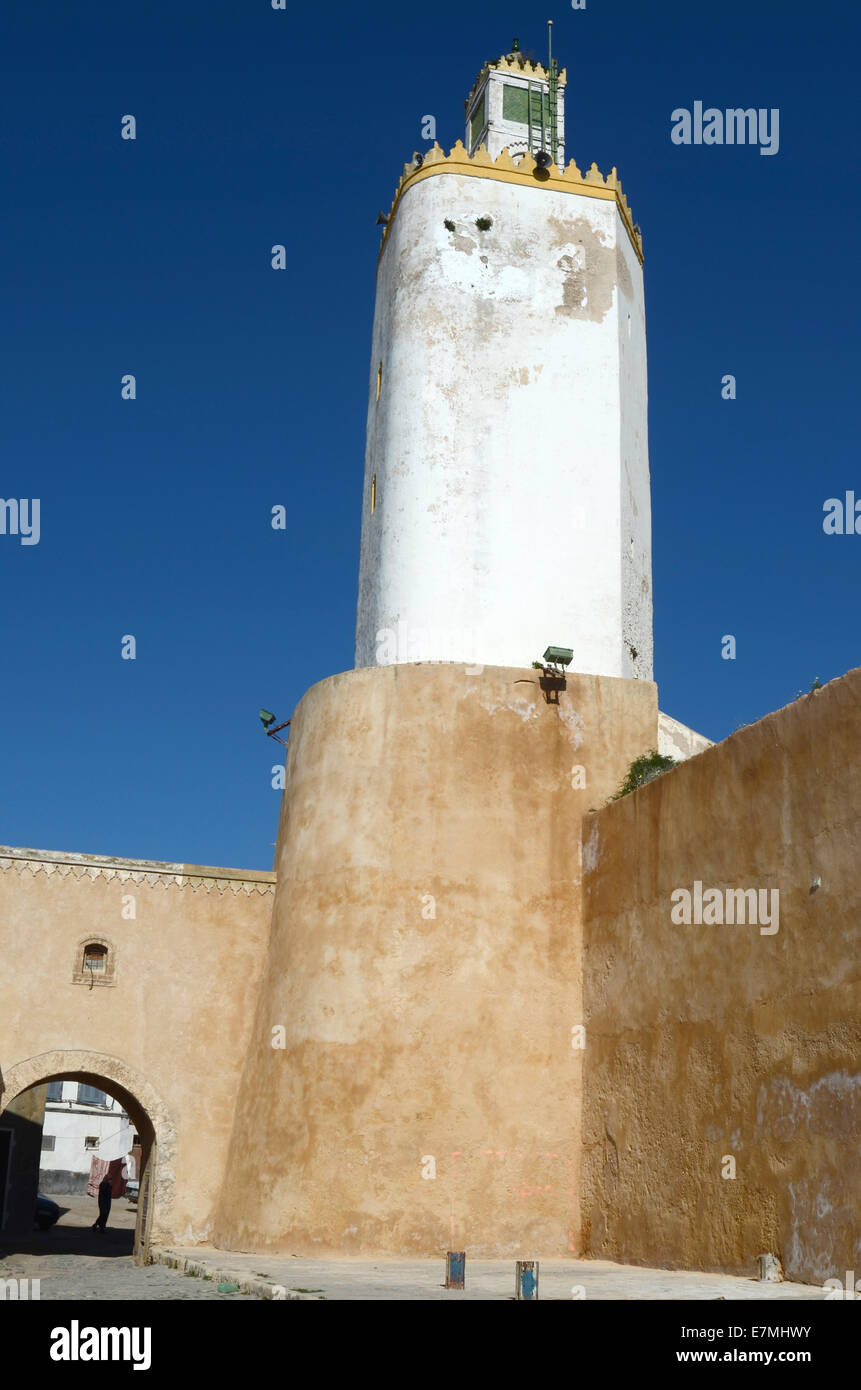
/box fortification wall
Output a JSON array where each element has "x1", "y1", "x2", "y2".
[
  {"x1": 581, "y1": 667, "x2": 861, "y2": 1284},
  {"x1": 0, "y1": 850, "x2": 274, "y2": 1242},
  {"x1": 213, "y1": 663, "x2": 658, "y2": 1255}
]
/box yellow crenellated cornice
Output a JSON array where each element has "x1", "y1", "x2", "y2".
[
  {"x1": 465, "y1": 55, "x2": 568, "y2": 111},
  {"x1": 378, "y1": 141, "x2": 643, "y2": 265}
]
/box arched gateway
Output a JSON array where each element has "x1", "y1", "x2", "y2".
[{"x1": 0, "y1": 1050, "x2": 176, "y2": 1262}]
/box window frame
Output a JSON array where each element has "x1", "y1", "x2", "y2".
[
  {"x1": 468, "y1": 93, "x2": 487, "y2": 151},
  {"x1": 77, "y1": 1085, "x2": 107, "y2": 1108},
  {"x1": 502, "y1": 82, "x2": 550, "y2": 132},
  {"x1": 72, "y1": 936, "x2": 117, "y2": 987}
]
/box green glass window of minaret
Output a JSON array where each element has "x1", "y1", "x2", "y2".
[
  {"x1": 469, "y1": 94, "x2": 486, "y2": 149},
  {"x1": 502, "y1": 84, "x2": 550, "y2": 129}
]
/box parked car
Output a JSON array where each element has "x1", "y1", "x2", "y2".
[{"x1": 35, "y1": 1196, "x2": 60, "y2": 1231}]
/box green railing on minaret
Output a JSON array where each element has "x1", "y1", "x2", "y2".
[{"x1": 548, "y1": 19, "x2": 559, "y2": 166}]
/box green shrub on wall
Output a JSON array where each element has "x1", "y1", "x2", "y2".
[{"x1": 610, "y1": 750, "x2": 677, "y2": 802}]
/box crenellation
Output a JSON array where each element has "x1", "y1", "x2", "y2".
[{"x1": 378, "y1": 141, "x2": 643, "y2": 266}]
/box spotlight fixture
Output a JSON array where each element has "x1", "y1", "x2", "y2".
[
  {"x1": 543, "y1": 646, "x2": 573, "y2": 669},
  {"x1": 258, "y1": 709, "x2": 291, "y2": 747}
]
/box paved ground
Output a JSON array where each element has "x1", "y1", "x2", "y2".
[
  {"x1": 153, "y1": 1245, "x2": 828, "y2": 1302},
  {"x1": 0, "y1": 1194, "x2": 255, "y2": 1300},
  {"x1": 0, "y1": 1195, "x2": 830, "y2": 1301}
]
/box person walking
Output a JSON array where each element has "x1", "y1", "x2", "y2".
[{"x1": 92, "y1": 1175, "x2": 112, "y2": 1232}]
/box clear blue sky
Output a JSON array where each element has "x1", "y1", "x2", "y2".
[{"x1": 2, "y1": 0, "x2": 858, "y2": 870}]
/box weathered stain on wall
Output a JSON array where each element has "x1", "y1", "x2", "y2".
[
  {"x1": 213, "y1": 663, "x2": 659, "y2": 1257},
  {"x1": 355, "y1": 162, "x2": 653, "y2": 681},
  {"x1": 581, "y1": 667, "x2": 861, "y2": 1284},
  {"x1": 552, "y1": 218, "x2": 616, "y2": 323},
  {"x1": 658, "y1": 710, "x2": 714, "y2": 762}
]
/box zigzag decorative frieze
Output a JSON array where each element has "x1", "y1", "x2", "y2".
[
  {"x1": 0, "y1": 851, "x2": 275, "y2": 896},
  {"x1": 383, "y1": 140, "x2": 643, "y2": 264}
]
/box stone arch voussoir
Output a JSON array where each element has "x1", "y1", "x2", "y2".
[{"x1": 0, "y1": 1049, "x2": 177, "y2": 1240}]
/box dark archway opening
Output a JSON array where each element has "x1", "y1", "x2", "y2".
[{"x1": 0, "y1": 1072, "x2": 156, "y2": 1265}]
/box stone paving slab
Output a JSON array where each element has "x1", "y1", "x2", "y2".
[
  {"x1": 0, "y1": 1248, "x2": 256, "y2": 1300},
  {"x1": 152, "y1": 1246, "x2": 826, "y2": 1301}
]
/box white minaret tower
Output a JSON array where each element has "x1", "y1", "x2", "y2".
[{"x1": 355, "y1": 38, "x2": 653, "y2": 681}]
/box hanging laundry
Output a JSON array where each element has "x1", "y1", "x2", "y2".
[{"x1": 86, "y1": 1156, "x2": 109, "y2": 1198}]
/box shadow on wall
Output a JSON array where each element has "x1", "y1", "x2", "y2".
[{"x1": 0, "y1": 1085, "x2": 46, "y2": 1238}]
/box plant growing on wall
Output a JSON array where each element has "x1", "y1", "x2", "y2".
[
  {"x1": 610, "y1": 749, "x2": 677, "y2": 801},
  {"x1": 795, "y1": 677, "x2": 823, "y2": 699}
]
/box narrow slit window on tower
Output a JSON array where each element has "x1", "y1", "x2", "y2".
[
  {"x1": 376, "y1": 362, "x2": 382, "y2": 401},
  {"x1": 371, "y1": 475, "x2": 376, "y2": 514}
]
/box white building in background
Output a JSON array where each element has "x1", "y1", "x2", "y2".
[
  {"x1": 39, "y1": 1081, "x2": 136, "y2": 1194},
  {"x1": 355, "y1": 44, "x2": 654, "y2": 681}
]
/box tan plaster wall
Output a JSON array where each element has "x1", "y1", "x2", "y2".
[
  {"x1": 0, "y1": 854, "x2": 274, "y2": 1244},
  {"x1": 213, "y1": 663, "x2": 658, "y2": 1256},
  {"x1": 581, "y1": 667, "x2": 861, "y2": 1285}
]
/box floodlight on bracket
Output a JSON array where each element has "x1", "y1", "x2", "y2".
[
  {"x1": 532, "y1": 646, "x2": 574, "y2": 676},
  {"x1": 259, "y1": 709, "x2": 291, "y2": 748}
]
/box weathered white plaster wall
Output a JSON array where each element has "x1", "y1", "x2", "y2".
[
  {"x1": 658, "y1": 710, "x2": 714, "y2": 762},
  {"x1": 617, "y1": 218, "x2": 654, "y2": 680},
  {"x1": 355, "y1": 170, "x2": 653, "y2": 678}
]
